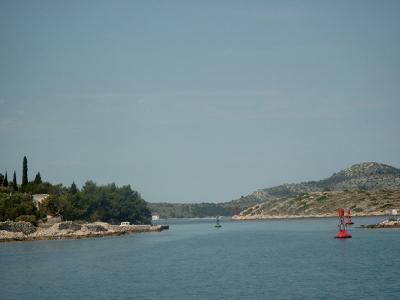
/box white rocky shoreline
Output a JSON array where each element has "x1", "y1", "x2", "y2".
[
  {"x1": 231, "y1": 211, "x2": 392, "y2": 220},
  {"x1": 360, "y1": 219, "x2": 400, "y2": 228},
  {"x1": 0, "y1": 221, "x2": 167, "y2": 243}
]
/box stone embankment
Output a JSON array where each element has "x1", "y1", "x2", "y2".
[
  {"x1": 0, "y1": 221, "x2": 166, "y2": 242},
  {"x1": 360, "y1": 219, "x2": 400, "y2": 228}
]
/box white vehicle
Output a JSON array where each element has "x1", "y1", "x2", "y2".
[{"x1": 120, "y1": 222, "x2": 130, "y2": 226}]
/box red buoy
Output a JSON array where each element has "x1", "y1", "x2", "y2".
[
  {"x1": 335, "y1": 208, "x2": 352, "y2": 239},
  {"x1": 346, "y1": 209, "x2": 354, "y2": 226}
]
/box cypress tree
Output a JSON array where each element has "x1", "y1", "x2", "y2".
[
  {"x1": 70, "y1": 181, "x2": 78, "y2": 194},
  {"x1": 22, "y1": 156, "x2": 28, "y2": 186},
  {"x1": 34, "y1": 172, "x2": 42, "y2": 184},
  {"x1": 4, "y1": 172, "x2": 8, "y2": 187},
  {"x1": 12, "y1": 171, "x2": 18, "y2": 191},
  {"x1": 0, "y1": 173, "x2": 4, "y2": 186}
]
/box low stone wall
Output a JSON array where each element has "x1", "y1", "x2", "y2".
[
  {"x1": 0, "y1": 221, "x2": 37, "y2": 234},
  {"x1": 58, "y1": 221, "x2": 82, "y2": 231}
]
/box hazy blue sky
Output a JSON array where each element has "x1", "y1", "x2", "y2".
[{"x1": 1, "y1": 1, "x2": 399, "y2": 203}]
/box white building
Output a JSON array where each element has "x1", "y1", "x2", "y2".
[{"x1": 32, "y1": 194, "x2": 49, "y2": 208}]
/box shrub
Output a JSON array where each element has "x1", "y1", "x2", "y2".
[{"x1": 16, "y1": 214, "x2": 37, "y2": 225}]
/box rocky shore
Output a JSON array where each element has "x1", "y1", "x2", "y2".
[
  {"x1": 232, "y1": 213, "x2": 336, "y2": 220},
  {"x1": 232, "y1": 211, "x2": 390, "y2": 220},
  {"x1": 0, "y1": 221, "x2": 167, "y2": 243},
  {"x1": 360, "y1": 219, "x2": 400, "y2": 228}
]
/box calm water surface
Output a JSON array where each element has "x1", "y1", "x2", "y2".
[{"x1": 1, "y1": 216, "x2": 400, "y2": 299}]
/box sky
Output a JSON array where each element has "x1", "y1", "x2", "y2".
[{"x1": 1, "y1": 0, "x2": 399, "y2": 203}]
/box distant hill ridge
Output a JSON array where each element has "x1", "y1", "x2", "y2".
[
  {"x1": 233, "y1": 162, "x2": 400, "y2": 207},
  {"x1": 149, "y1": 162, "x2": 400, "y2": 218}
]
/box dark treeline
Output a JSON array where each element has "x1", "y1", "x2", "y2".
[
  {"x1": 0, "y1": 157, "x2": 151, "y2": 225},
  {"x1": 148, "y1": 202, "x2": 236, "y2": 219},
  {"x1": 41, "y1": 181, "x2": 151, "y2": 224}
]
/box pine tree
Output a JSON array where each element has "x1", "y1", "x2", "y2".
[
  {"x1": 34, "y1": 172, "x2": 42, "y2": 184},
  {"x1": 22, "y1": 156, "x2": 28, "y2": 186},
  {"x1": 4, "y1": 172, "x2": 8, "y2": 187},
  {"x1": 12, "y1": 171, "x2": 18, "y2": 191},
  {"x1": 70, "y1": 181, "x2": 78, "y2": 194}
]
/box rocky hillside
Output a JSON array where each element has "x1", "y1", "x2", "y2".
[
  {"x1": 235, "y1": 189, "x2": 400, "y2": 219},
  {"x1": 149, "y1": 162, "x2": 400, "y2": 218},
  {"x1": 232, "y1": 162, "x2": 400, "y2": 208},
  {"x1": 316, "y1": 162, "x2": 400, "y2": 190}
]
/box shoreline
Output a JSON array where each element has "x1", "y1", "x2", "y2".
[
  {"x1": 360, "y1": 219, "x2": 400, "y2": 229},
  {"x1": 0, "y1": 221, "x2": 167, "y2": 243},
  {"x1": 231, "y1": 211, "x2": 392, "y2": 221}
]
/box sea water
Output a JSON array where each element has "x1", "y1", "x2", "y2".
[{"x1": 1, "y1": 216, "x2": 400, "y2": 299}]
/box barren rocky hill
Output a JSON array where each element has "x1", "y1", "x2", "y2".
[
  {"x1": 232, "y1": 162, "x2": 400, "y2": 208},
  {"x1": 235, "y1": 189, "x2": 400, "y2": 219}
]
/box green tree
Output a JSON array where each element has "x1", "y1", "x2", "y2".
[
  {"x1": 3, "y1": 172, "x2": 8, "y2": 187},
  {"x1": 0, "y1": 173, "x2": 4, "y2": 186},
  {"x1": 34, "y1": 172, "x2": 42, "y2": 184},
  {"x1": 22, "y1": 156, "x2": 28, "y2": 186},
  {"x1": 12, "y1": 171, "x2": 18, "y2": 191}
]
